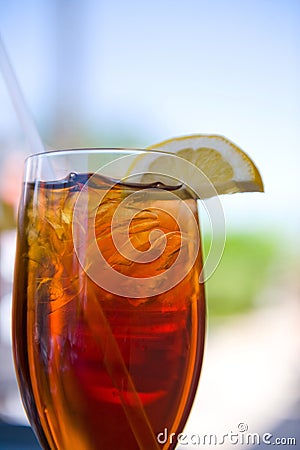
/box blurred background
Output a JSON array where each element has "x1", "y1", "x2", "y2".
[{"x1": 0, "y1": 0, "x2": 299, "y2": 449}]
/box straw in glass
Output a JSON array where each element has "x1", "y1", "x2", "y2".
[{"x1": 0, "y1": 34, "x2": 159, "y2": 449}]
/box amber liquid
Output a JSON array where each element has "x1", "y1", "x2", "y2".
[{"x1": 12, "y1": 174, "x2": 205, "y2": 450}]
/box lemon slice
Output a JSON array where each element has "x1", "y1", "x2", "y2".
[{"x1": 146, "y1": 134, "x2": 264, "y2": 196}]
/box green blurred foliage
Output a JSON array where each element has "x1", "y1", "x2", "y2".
[{"x1": 203, "y1": 232, "x2": 279, "y2": 317}]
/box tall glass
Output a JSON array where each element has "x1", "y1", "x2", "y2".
[{"x1": 12, "y1": 149, "x2": 206, "y2": 450}]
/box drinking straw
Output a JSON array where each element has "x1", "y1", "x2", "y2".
[
  {"x1": 0, "y1": 34, "x2": 159, "y2": 448},
  {"x1": 0, "y1": 34, "x2": 45, "y2": 154}
]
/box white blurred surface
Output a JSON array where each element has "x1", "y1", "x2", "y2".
[{"x1": 181, "y1": 271, "x2": 300, "y2": 449}]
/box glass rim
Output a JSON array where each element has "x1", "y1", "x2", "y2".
[{"x1": 25, "y1": 147, "x2": 171, "y2": 162}]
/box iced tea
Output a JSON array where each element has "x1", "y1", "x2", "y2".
[{"x1": 13, "y1": 172, "x2": 205, "y2": 450}]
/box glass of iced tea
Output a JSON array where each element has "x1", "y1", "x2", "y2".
[{"x1": 12, "y1": 149, "x2": 206, "y2": 450}]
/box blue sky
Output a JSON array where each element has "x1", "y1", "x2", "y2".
[{"x1": 0, "y1": 0, "x2": 299, "y2": 233}]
